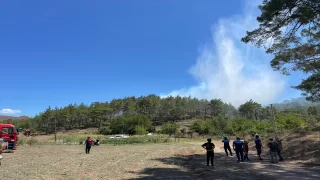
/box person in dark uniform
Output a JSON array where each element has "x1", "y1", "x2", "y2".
[
  {"x1": 202, "y1": 138, "x2": 215, "y2": 166},
  {"x1": 222, "y1": 137, "x2": 233, "y2": 156},
  {"x1": 268, "y1": 138, "x2": 279, "y2": 163},
  {"x1": 254, "y1": 135, "x2": 263, "y2": 160},
  {"x1": 85, "y1": 137, "x2": 93, "y2": 154},
  {"x1": 233, "y1": 137, "x2": 244, "y2": 163},
  {"x1": 276, "y1": 137, "x2": 284, "y2": 161}
]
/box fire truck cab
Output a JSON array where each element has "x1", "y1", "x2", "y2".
[{"x1": 0, "y1": 124, "x2": 18, "y2": 151}]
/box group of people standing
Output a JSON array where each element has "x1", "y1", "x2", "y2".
[{"x1": 201, "y1": 135, "x2": 284, "y2": 166}]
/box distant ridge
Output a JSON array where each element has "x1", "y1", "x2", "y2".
[
  {"x1": 273, "y1": 97, "x2": 320, "y2": 110},
  {"x1": 0, "y1": 115, "x2": 29, "y2": 121}
]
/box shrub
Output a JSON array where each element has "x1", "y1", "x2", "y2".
[
  {"x1": 100, "y1": 136, "x2": 172, "y2": 145},
  {"x1": 161, "y1": 122, "x2": 179, "y2": 136},
  {"x1": 134, "y1": 125, "x2": 148, "y2": 135},
  {"x1": 99, "y1": 126, "x2": 111, "y2": 135},
  {"x1": 18, "y1": 138, "x2": 24, "y2": 145},
  {"x1": 109, "y1": 115, "x2": 154, "y2": 135},
  {"x1": 276, "y1": 113, "x2": 305, "y2": 130},
  {"x1": 27, "y1": 138, "x2": 38, "y2": 146}
]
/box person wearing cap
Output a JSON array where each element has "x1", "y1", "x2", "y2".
[
  {"x1": 233, "y1": 137, "x2": 244, "y2": 163},
  {"x1": 202, "y1": 138, "x2": 215, "y2": 166},
  {"x1": 222, "y1": 137, "x2": 233, "y2": 156}
]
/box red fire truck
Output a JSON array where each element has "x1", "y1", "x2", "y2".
[{"x1": 0, "y1": 124, "x2": 19, "y2": 151}]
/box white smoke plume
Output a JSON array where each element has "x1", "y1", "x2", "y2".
[{"x1": 161, "y1": 1, "x2": 287, "y2": 107}]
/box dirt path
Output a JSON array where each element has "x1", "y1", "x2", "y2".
[
  {"x1": 132, "y1": 143, "x2": 320, "y2": 180},
  {"x1": 175, "y1": 145, "x2": 320, "y2": 180}
]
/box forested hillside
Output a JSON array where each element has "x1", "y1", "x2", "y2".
[
  {"x1": 2, "y1": 95, "x2": 320, "y2": 136},
  {"x1": 273, "y1": 97, "x2": 320, "y2": 110}
]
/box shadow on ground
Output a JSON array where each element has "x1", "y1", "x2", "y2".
[{"x1": 128, "y1": 151, "x2": 320, "y2": 180}]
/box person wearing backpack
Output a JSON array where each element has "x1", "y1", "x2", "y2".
[
  {"x1": 222, "y1": 137, "x2": 233, "y2": 157},
  {"x1": 202, "y1": 138, "x2": 215, "y2": 166},
  {"x1": 268, "y1": 138, "x2": 279, "y2": 163}
]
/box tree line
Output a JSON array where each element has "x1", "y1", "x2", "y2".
[{"x1": 1, "y1": 95, "x2": 319, "y2": 136}]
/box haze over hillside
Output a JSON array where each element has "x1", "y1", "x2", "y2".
[{"x1": 273, "y1": 97, "x2": 320, "y2": 110}]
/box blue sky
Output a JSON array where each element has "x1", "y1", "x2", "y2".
[{"x1": 0, "y1": 0, "x2": 303, "y2": 117}]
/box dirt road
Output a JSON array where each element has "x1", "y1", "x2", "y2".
[{"x1": 132, "y1": 142, "x2": 320, "y2": 180}]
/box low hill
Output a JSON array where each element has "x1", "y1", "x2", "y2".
[
  {"x1": 0, "y1": 115, "x2": 29, "y2": 121},
  {"x1": 273, "y1": 97, "x2": 320, "y2": 110}
]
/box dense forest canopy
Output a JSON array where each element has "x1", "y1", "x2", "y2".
[{"x1": 1, "y1": 95, "x2": 319, "y2": 136}]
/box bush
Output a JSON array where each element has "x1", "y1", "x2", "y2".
[
  {"x1": 99, "y1": 126, "x2": 111, "y2": 135},
  {"x1": 27, "y1": 138, "x2": 38, "y2": 146},
  {"x1": 161, "y1": 122, "x2": 179, "y2": 136},
  {"x1": 18, "y1": 138, "x2": 24, "y2": 145},
  {"x1": 276, "y1": 113, "x2": 305, "y2": 130},
  {"x1": 134, "y1": 125, "x2": 148, "y2": 135},
  {"x1": 189, "y1": 120, "x2": 210, "y2": 136},
  {"x1": 100, "y1": 136, "x2": 172, "y2": 145},
  {"x1": 109, "y1": 115, "x2": 154, "y2": 135}
]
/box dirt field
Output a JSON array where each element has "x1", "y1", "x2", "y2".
[{"x1": 1, "y1": 140, "x2": 320, "y2": 180}]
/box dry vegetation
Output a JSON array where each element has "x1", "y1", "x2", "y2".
[{"x1": 1, "y1": 133, "x2": 320, "y2": 180}]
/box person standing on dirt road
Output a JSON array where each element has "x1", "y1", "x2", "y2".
[
  {"x1": 244, "y1": 140, "x2": 250, "y2": 161},
  {"x1": 276, "y1": 137, "x2": 284, "y2": 161},
  {"x1": 222, "y1": 137, "x2": 233, "y2": 157},
  {"x1": 202, "y1": 138, "x2": 215, "y2": 166},
  {"x1": 233, "y1": 137, "x2": 244, "y2": 163},
  {"x1": 268, "y1": 138, "x2": 279, "y2": 163},
  {"x1": 254, "y1": 135, "x2": 264, "y2": 160},
  {"x1": 85, "y1": 137, "x2": 93, "y2": 154}
]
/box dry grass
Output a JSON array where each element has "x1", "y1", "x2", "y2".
[
  {"x1": 1, "y1": 136, "x2": 320, "y2": 180},
  {"x1": 0, "y1": 143, "x2": 203, "y2": 180},
  {"x1": 2, "y1": 132, "x2": 320, "y2": 180}
]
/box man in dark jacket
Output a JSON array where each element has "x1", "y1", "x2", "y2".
[
  {"x1": 268, "y1": 138, "x2": 279, "y2": 163},
  {"x1": 202, "y1": 138, "x2": 215, "y2": 166},
  {"x1": 222, "y1": 137, "x2": 233, "y2": 156},
  {"x1": 276, "y1": 137, "x2": 284, "y2": 161},
  {"x1": 254, "y1": 135, "x2": 264, "y2": 160},
  {"x1": 233, "y1": 137, "x2": 244, "y2": 163}
]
